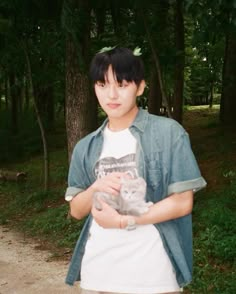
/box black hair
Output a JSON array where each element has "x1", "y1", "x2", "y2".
[{"x1": 89, "y1": 47, "x2": 145, "y2": 86}]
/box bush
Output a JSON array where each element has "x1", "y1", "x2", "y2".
[{"x1": 188, "y1": 181, "x2": 236, "y2": 293}]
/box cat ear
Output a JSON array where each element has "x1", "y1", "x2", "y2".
[
  {"x1": 138, "y1": 177, "x2": 147, "y2": 187},
  {"x1": 124, "y1": 171, "x2": 133, "y2": 179}
]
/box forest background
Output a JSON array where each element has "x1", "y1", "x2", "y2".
[{"x1": 0, "y1": 0, "x2": 235, "y2": 293}]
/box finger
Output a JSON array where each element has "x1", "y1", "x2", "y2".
[
  {"x1": 98, "y1": 198, "x2": 111, "y2": 208},
  {"x1": 109, "y1": 172, "x2": 127, "y2": 179},
  {"x1": 93, "y1": 180, "x2": 120, "y2": 194},
  {"x1": 106, "y1": 186, "x2": 120, "y2": 196},
  {"x1": 102, "y1": 180, "x2": 121, "y2": 191},
  {"x1": 110, "y1": 172, "x2": 126, "y2": 176},
  {"x1": 92, "y1": 198, "x2": 108, "y2": 211},
  {"x1": 91, "y1": 205, "x2": 101, "y2": 217},
  {"x1": 100, "y1": 181, "x2": 120, "y2": 195}
]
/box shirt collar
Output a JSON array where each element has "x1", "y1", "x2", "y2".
[{"x1": 130, "y1": 108, "x2": 148, "y2": 132}]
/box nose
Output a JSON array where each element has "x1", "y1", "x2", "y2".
[{"x1": 108, "y1": 85, "x2": 118, "y2": 100}]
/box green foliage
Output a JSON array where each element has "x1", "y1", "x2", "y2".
[
  {"x1": 0, "y1": 141, "x2": 83, "y2": 248},
  {"x1": 22, "y1": 204, "x2": 84, "y2": 248},
  {"x1": 0, "y1": 181, "x2": 83, "y2": 248},
  {"x1": 0, "y1": 110, "x2": 42, "y2": 163},
  {"x1": 187, "y1": 177, "x2": 236, "y2": 293},
  {"x1": 184, "y1": 1, "x2": 225, "y2": 106}
]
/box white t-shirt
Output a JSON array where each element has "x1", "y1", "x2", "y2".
[{"x1": 80, "y1": 126, "x2": 180, "y2": 293}]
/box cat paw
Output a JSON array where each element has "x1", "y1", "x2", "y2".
[
  {"x1": 140, "y1": 207, "x2": 149, "y2": 213},
  {"x1": 147, "y1": 201, "x2": 154, "y2": 207}
]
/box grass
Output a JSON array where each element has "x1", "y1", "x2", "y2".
[
  {"x1": 0, "y1": 106, "x2": 236, "y2": 292},
  {"x1": 0, "y1": 149, "x2": 85, "y2": 253},
  {"x1": 183, "y1": 107, "x2": 236, "y2": 293},
  {"x1": 187, "y1": 185, "x2": 236, "y2": 293}
]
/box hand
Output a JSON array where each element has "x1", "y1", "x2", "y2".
[
  {"x1": 92, "y1": 198, "x2": 120, "y2": 229},
  {"x1": 91, "y1": 172, "x2": 126, "y2": 196}
]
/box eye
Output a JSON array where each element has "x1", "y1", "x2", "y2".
[
  {"x1": 118, "y1": 81, "x2": 129, "y2": 88},
  {"x1": 96, "y1": 81, "x2": 106, "y2": 87}
]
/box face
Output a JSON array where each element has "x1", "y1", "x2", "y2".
[{"x1": 94, "y1": 65, "x2": 145, "y2": 129}]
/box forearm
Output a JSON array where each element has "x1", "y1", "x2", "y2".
[
  {"x1": 122, "y1": 190, "x2": 194, "y2": 228},
  {"x1": 69, "y1": 172, "x2": 125, "y2": 220},
  {"x1": 69, "y1": 186, "x2": 95, "y2": 220}
]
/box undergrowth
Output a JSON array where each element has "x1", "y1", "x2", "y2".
[{"x1": 186, "y1": 179, "x2": 236, "y2": 293}]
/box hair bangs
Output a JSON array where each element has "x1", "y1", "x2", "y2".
[
  {"x1": 89, "y1": 55, "x2": 110, "y2": 83},
  {"x1": 111, "y1": 57, "x2": 142, "y2": 84}
]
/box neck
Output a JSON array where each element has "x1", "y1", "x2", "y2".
[{"x1": 108, "y1": 107, "x2": 138, "y2": 131}]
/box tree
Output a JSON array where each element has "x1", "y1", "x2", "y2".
[
  {"x1": 0, "y1": 0, "x2": 64, "y2": 187},
  {"x1": 141, "y1": 7, "x2": 172, "y2": 118},
  {"x1": 62, "y1": 0, "x2": 97, "y2": 161},
  {"x1": 148, "y1": 68, "x2": 162, "y2": 115},
  {"x1": 23, "y1": 42, "x2": 49, "y2": 191},
  {"x1": 172, "y1": 0, "x2": 185, "y2": 123},
  {"x1": 220, "y1": 8, "x2": 236, "y2": 125}
]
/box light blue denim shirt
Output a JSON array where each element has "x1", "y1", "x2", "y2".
[{"x1": 64, "y1": 108, "x2": 206, "y2": 287}]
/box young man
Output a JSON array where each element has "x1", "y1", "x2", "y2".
[{"x1": 65, "y1": 47, "x2": 206, "y2": 294}]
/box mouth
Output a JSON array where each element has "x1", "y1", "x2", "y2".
[{"x1": 107, "y1": 103, "x2": 121, "y2": 109}]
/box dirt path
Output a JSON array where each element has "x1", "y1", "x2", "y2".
[{"x1": 0, "y1": 226, "x2": 80, "y2": 294}]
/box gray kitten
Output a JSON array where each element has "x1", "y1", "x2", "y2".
[
  {"x1": 119, "y1": 177, "x2": 153, "y2": 216},
  {"x1": 93, "y1": 177, "x2": 153, "y2": 216}
]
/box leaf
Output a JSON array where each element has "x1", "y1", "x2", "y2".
[
  {"x1": 98, "y1": 46, "x2": 116, "y2": 53},
  {"x1": 133, "y1": 46, "x2": 142, "y2": 56}
]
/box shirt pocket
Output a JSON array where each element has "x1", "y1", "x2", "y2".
[{"x1": 145, "y1": 156, "x2": 162, "y2": 191}]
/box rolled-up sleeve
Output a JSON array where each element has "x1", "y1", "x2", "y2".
[
  {"x1": 167, "y1": 131, "x2": 206, "y2": 196},
  {"x1": 65, "y1": 144, "x2": 87, "y2": 201}
]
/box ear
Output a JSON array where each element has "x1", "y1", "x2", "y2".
[
  {"x1": 138, "y1": 177, "x2": 147, "y2": 187},
  {"x1": 136, "y1": 80, "x2": 146, "y2": 96}
]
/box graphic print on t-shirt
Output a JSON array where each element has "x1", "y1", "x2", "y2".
[{"x1": 94, "y1": 153, "x2": 138, "y2": 179}]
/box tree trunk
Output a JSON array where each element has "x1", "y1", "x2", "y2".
[
  {"x1": 65, "y1": 36, "x2": 91, "y2": 161},
  {"x1": 141, "y1": 11, "x2": 172, "y2": 118},
  {"x1": 172, "y1": 0, "x2": 185, "y2": 124},
  {"x1": 0, "y1": 83, "x2": 2, "y2": 110},
  {"x1": 220, "y1": 26, "x2": 236, "y2": 124},
  {"x1": 18, "y1": 78, "x2": 23, "y2": 114},
  {"x1": 9, "y1": 73, "x2": 18, "y2": 134},
  {"x1": 23, "y1": 42, "x2": 50, "y2": 191},
  {"x1": 110, "y1": 4, "x2": 124, "y2": 39},
  {"x1": 148, "y1": 68, "x2": 162, "y2": 115},
  {"x1": 209, "y1": 82, "x2": 214, "y2": 108},
  {"x1": 4, "y1": 77, "x2": 9, "y2": 110},
  {"x1": 35, "y1": 85, "x2": 54, "y2": 128},
  {"x1": 63, "y1": 0, "x2": 95, "y2": 162},
  {"x1": 95, "y1": 5, "x2": 106, "y2": 36},
  {"x1": 25, "y1": 77, "x2": 30, "y2": 111},
  {"x1": 47, "y1": 87, "x2": 54, "y2": 129}
]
